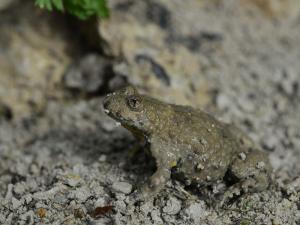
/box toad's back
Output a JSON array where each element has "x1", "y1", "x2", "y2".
[{"x1": 160, "y1": 104, "x2": 242, "y2": 184}]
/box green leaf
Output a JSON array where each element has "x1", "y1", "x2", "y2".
[
  {"x1": 34, "y1": 0, "x2": 110, "y2": 19},
  {"x1": 96, "y1": 0, "x2": 110, "y2": 18},
  {"x1": 52, "y1": 0, "x2": 64, "y2": 11},
  {"x1": 35, "y1": 0, "x2": 53, "y2": 10}
]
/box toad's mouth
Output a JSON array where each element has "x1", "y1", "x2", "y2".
[{"x1": 103, "y1": 108, "x2": 134, "y2": 126}]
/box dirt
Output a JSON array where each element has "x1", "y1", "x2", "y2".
[{"x1": 0, "y1": 0, "x2": 300, "y2": 224}]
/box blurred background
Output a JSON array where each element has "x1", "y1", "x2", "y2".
[{"x1": 0, "y1": 0, "x2": 300, "y2": 224}]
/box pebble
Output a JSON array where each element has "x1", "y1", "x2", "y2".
[
  {"x1": 184, "y1": 202, "x2": 207, "y2": 223},
  {"x1": 112, "y1": 181, "x2": 132, "y2": 194},
  {"x1": 53, "y1": 192, "x2": 68, "y2": 205},
  {"x1": 19, "y1": 210, "x2": 34, "y2": 225},
  {"x1": 24, "y1": 194, "x2": 33, "y2": 205},
  {"x1": 73, "y1": 187, "x2": 92, "y2": 203},
  {"x1": 99, "y1": 155, "x2": 107, "y2": 162},
  {"x1": 63, "y1": 174, "x2": 82, "y2": 187},
  {"x1": 239, "y1": 152, "x2": 247, "y2": 160},
  {"x1": 216, "y1": 93, "x2": 231, "y2": 110},
  {"x1": 262, "y1": 134, "x2": 278, "y2": 151},
  {"x1": 14, "y1": 182, "x2": 26, "y2": 195},
  {"x1": 256, "y1": 161, "x2": 265, "y2": 170},
  {"x1": 196, "y1": 163, "x2": 204, "y2": 170},
  {"x1": 5, "y1": 183, "x2": 13, "y2": 201},
  {"x1": 11, "y1": 197, "x2": 22, "y2": 210},
  {"x1": 163, "y1": 197, "x2": 181, "y2": 215}
]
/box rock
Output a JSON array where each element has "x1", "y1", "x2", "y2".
[
  {"x1": 0, "y1": 1, "x2": 78, "y2": 120},
  {"x1": 0, "y1": 0, "x2": 17, "y2": 11},
  {"x1": 216, "y1": 94, "x2": 232, "y2": 111},
  {"x1": 19, "y1": 210, "x2": 34, "y2": 225},
  {"x1": 163, "y1": 197, "x2": 181, "y2": 215},
  {"x1": 62, "y1": 174, "x2": 83, "y2": 187},
  {"x1": 0, "y1": 213, "x2": 5, "y2": 224},
  {"x1": 98, "y1": 1, "x2": 211, "y2": 108},
  {"x1": 112, "y1": 181, "x2": 132, "y2": 194},
  {"x1": 262, "y1": 134, "x2": 279, "y2": 151},
  {"x1": 33, "y1": 186, "x2": 63, "y2": 201},
  {"x1": 94, "y1": 198, "x2": 107, "y2": 208},
  {"x1": 13, "y1": 182, "x2": 26, "y2": 195},
  {"x1": 63, "y1": 54, "x2": 112, "y2": 94},
  {"x1": 98, "y1": 154, "x2": 107, "y2": 162},
  {"x1": 244, "y1": 0, "x2": 300, "y2": 18},
  {"x1": 184, "y1": 202, "x2": 207, "y2": 224},
  {"x1": 72, "y1": 187, "x2": 92, "y2": 203},
  {"x1": 53, "y1": 192, "x2": 69, "y2": 206},
  {"x1": 11, "y1": 197, "x2": 22, "y2": 210},
  {"x1": 23, "y1": 194, "x2": 33, "y2": 205},
  {"x1": 5, "y1": 183, "x2": 13, "y2": 202}
]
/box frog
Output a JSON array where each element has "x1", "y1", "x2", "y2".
[{"x1": 102, "y1": 85, "x2": 272, "y2": 203}]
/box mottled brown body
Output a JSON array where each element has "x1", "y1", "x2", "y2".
[{"x1": 103, "y1": 86, "x2": 271, "y2": 199}]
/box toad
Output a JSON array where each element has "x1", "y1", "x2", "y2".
[{"x1": 103, "y1": 86, "x2": 272, "y2": 202}]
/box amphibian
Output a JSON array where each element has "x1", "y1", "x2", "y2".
[{"x1": 103, "y1": 86, "x2": 272, "y2": 201}]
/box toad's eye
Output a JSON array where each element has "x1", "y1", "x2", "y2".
[{"x1": 127, "y1": 95, "x2": 142, "y2": 111}]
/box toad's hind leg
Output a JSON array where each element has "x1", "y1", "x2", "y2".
[
  {"x1": 220, "y1": 149, "x2": 272, "y2": 206},
  {"x1": 230, "y1": 149, "x2": 271, "y2": 191}
]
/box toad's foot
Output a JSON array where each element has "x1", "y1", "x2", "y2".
[{"x1": 130, "y1": 167, "x2": 171, "y2": 203}]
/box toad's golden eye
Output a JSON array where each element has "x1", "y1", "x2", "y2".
[{"x1": 127, "y1": 95, "x2": 142, "y2": 111}]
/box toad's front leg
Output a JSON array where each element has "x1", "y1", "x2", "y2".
[{"x1": 140, "y1": 137, "x2": 177, "y2": 199}]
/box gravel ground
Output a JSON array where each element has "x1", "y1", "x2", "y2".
[{"x1": 0, "y1": 0, "x2": 300, "y2": 224}]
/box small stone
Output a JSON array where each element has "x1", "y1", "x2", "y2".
[
  {"x1": 53, "y1": 192, "x2": 68, "y2": 205},
  {"x1": 94, "y1": 198, "x2": 107, "y2": 208},
  {"x1": 74, "y1": 207, "x2": 86, "y2": 219},
  {"x1": 63, "y1": 174, "x2": 82, "y2": 187},
  {"x1": 112, "y1": 181, "x2": 132, "y2": 194},
  {"x1": 24, "y1": 194, "x2": 33, "y2": 205},
  {"x1": 163, "y1": 197, "x2": 181, "y2": 215},
  {"x1": 5, "y1": 184, "x2": 13, "y2": 201},
  {"x1": 26, "y1": 179, "x2": 38, "y2": 192},
  {"x1": 14, "y1": 182, "x2": 26, "y2": 195},
  {"x1": 256, "y1": 161, "x2": 265, "y2": 170},
  {"x1": 99, "y1": 155, "x2": 107, "y2": 162},
  {"x1": 29, "y1": 164, "x2": 39, "y2": 175},
  {"x1": 185, "y1": 179, "x2": 192, "y2": 186},
  {"x1": 200, "y1": 138, "x2": 208, "y2": 146},
  {"x1": 187, "y1": 154, "x2": 193, "y2": 160},
  {"x1": 73, "y1": 187, "x2": 92, "y2": 202},
  {"x1": 262, "y1": 135, "x2": 278, "y2": 151},
  {"x1": 196, "y1": 163, "x2": 204, "y2": 170},
  {"x1": 216, "y1": 94, "x2": 231, "y2": 110},
  {"x1": 239, "y1": 152, "x2": 247, "y2": 160},
  {"x1": 19, "y1": 210, "x2": 34, "y2": 225},
  {"x1": 184, "y1": 202, "x2": 207, "y2": 223},
  {"x1": 11, "y1": 197, "x2": 22, "y2": 210},
  {"x1": 0, "y1": 212, "x2": 5, "y2": 223},
  {"x1": 36, "y1": 208, "x2": 47, "y2": 218}
]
